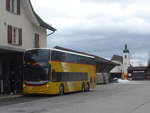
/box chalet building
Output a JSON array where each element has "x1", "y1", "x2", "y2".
[
  {"x1": 0, "y1": 0, "x2": 56, "y2": 94},
  {"x1": 128, "y1": 66, "x2": 150, "y2": 80}
]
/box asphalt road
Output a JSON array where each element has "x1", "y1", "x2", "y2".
[{"x1": 0, "y1": 81, "x2": 150, "y2": 113}]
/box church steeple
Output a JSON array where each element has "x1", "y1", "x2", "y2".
[
  {"x1": 123, "y1": 44, "x2": 129, "y2": 53},
  {"x1": 122, "y1": 44, "x2": 130, "y2": 79}
]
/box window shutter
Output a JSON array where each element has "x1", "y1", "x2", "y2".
[
  {"x1": 18, "y1": 28, "x2": 22, "y2": 45},
  {"x1": 35, "y1": 33, "x2": 40, "y2": 48},
  {"x1": 7, "y1": 25, "x2": 12, "y2": 44},
  {"x1": 17, "y1": 0, "x2": 20, "y2": 15},
  {"x1": 6, "y1": 0, "x2": 10, "y2": 11}
]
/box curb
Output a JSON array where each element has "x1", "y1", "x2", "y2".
[{"x1": 0, "y1": 95, "x2": 22, "y2": 100}]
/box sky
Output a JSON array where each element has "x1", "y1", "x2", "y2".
[{"x1": 31, "y1": 0, "x2": 150, "y2": 66}]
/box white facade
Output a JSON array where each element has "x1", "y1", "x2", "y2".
[
  {"x1": 110, "y1": 58, "x2": 123, "y2": 73},
  {"x1": 0, "y1": 0, "x2": 56, "y2": 94},
  {"x1": 123, "y1": 45, "x2": 130, "y2": 75},
  {"x1": 123, "y1": 53, "x2": 130, "y2": 74},
  {"x1": 0, "y1": 0, "x2": 55, "y2": 49}
]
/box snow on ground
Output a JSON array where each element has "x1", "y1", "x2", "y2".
[
  {"x1": 115, "y1": 79, "x2": 143, "y2": 84},
  {"x1": 117, "y1": 79, "x2": 130, "y2": 84}
]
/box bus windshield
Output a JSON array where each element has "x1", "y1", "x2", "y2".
[
  {"x1": 24, "y1": 49, "x2": 50, "y2": 63},
  {"x1": 24, "y1": 49, "x2": 50, "y2": 82}
]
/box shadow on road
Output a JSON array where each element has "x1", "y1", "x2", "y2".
[{"x1": 0, "y1": 90, "x2": 93, "y2": 107}]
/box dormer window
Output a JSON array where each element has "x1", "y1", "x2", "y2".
[{"x1": 6, "y1": 0, "x2": 20, "y2": 15}]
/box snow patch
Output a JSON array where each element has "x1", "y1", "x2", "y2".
[{"x1": 118, "y1": 79, "x2": 130, "y2": 84}]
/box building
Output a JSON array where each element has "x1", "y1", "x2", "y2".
[
  {"x1": 110, "y1": 44, "x2": 130, "y2": 79},
  {"x1": 110, "y1": 55, "x2": 123, "y2": 78},
  {"x1": 0, "y1": 0, "x2": 56, "y2": 94},
  {"x1": 128, "y1": 66, "x2": 147, "y2": 80},
  {"x1": 122, "y1": 44, "x2": 130, "y2": 79},
  {"x1": 94, "y1": 56, "x2": 118, "y2": 84},
  {"x1": 128, "y1": 66, "x2": 150, "y2": 80}
]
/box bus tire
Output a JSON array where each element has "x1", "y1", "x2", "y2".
[
  {"x1": 59, "y1": 85, "x2": 64, "y2": 95},
  {"x1": 81, "y1": 83, "x2": 85, "y2": 92}
]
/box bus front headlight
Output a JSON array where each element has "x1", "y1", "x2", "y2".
[
  {"x1": 46, "y1": 84, "x2": 49, "y2": 88},
  {"x1": 23, "y1": 84, "x2": 26, "y2": 88}
]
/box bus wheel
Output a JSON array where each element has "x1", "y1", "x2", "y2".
[
  {"x1": 81, "y1": 83, "x2": 85, "y2": 92},
  {"x1": 59, "y1": 85, "x2": 64, "y2": 95},
  {"x1": 86, "y1": 83, "x2": 90, "y2": 91}
]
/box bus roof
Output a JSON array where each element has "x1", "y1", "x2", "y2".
[
  {"x1": 52, "y1": 48, "x2": 94, "y2": 58},
  {"x1": 26, "y1": 48, "x2": 94, "y2": 58}
]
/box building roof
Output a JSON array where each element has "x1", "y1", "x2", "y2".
[
  {"x1": 35, "y1": 14, "x2": 57, "y2": 31},
  {"x1": 111, "y1": 55, "x2": 123, "y2": 63},
  {"x1": 128, "y1": 66, "x2": 147, "y2": 71},
  {"x1": 28, "y1": 0, "x2": 56, "y2": 31},
  {"x1": 94, "y1": 56, "x2": 118, "y2": 66}
]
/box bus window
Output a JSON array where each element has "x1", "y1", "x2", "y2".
[
  {"x1": 24, "y1": 49, "x2": 50, "y2": 64},
  {"x1": 23, "y1": 49, "x2": 50, "y2": 82}
]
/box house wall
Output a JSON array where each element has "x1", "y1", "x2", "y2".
[{"x1": 0, "y1": 0, "x2": 47, "y2": 49}]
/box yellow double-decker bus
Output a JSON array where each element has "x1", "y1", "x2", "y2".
[{"x1": 23, "y1": 48, "x2": 96, "y2": 95}]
